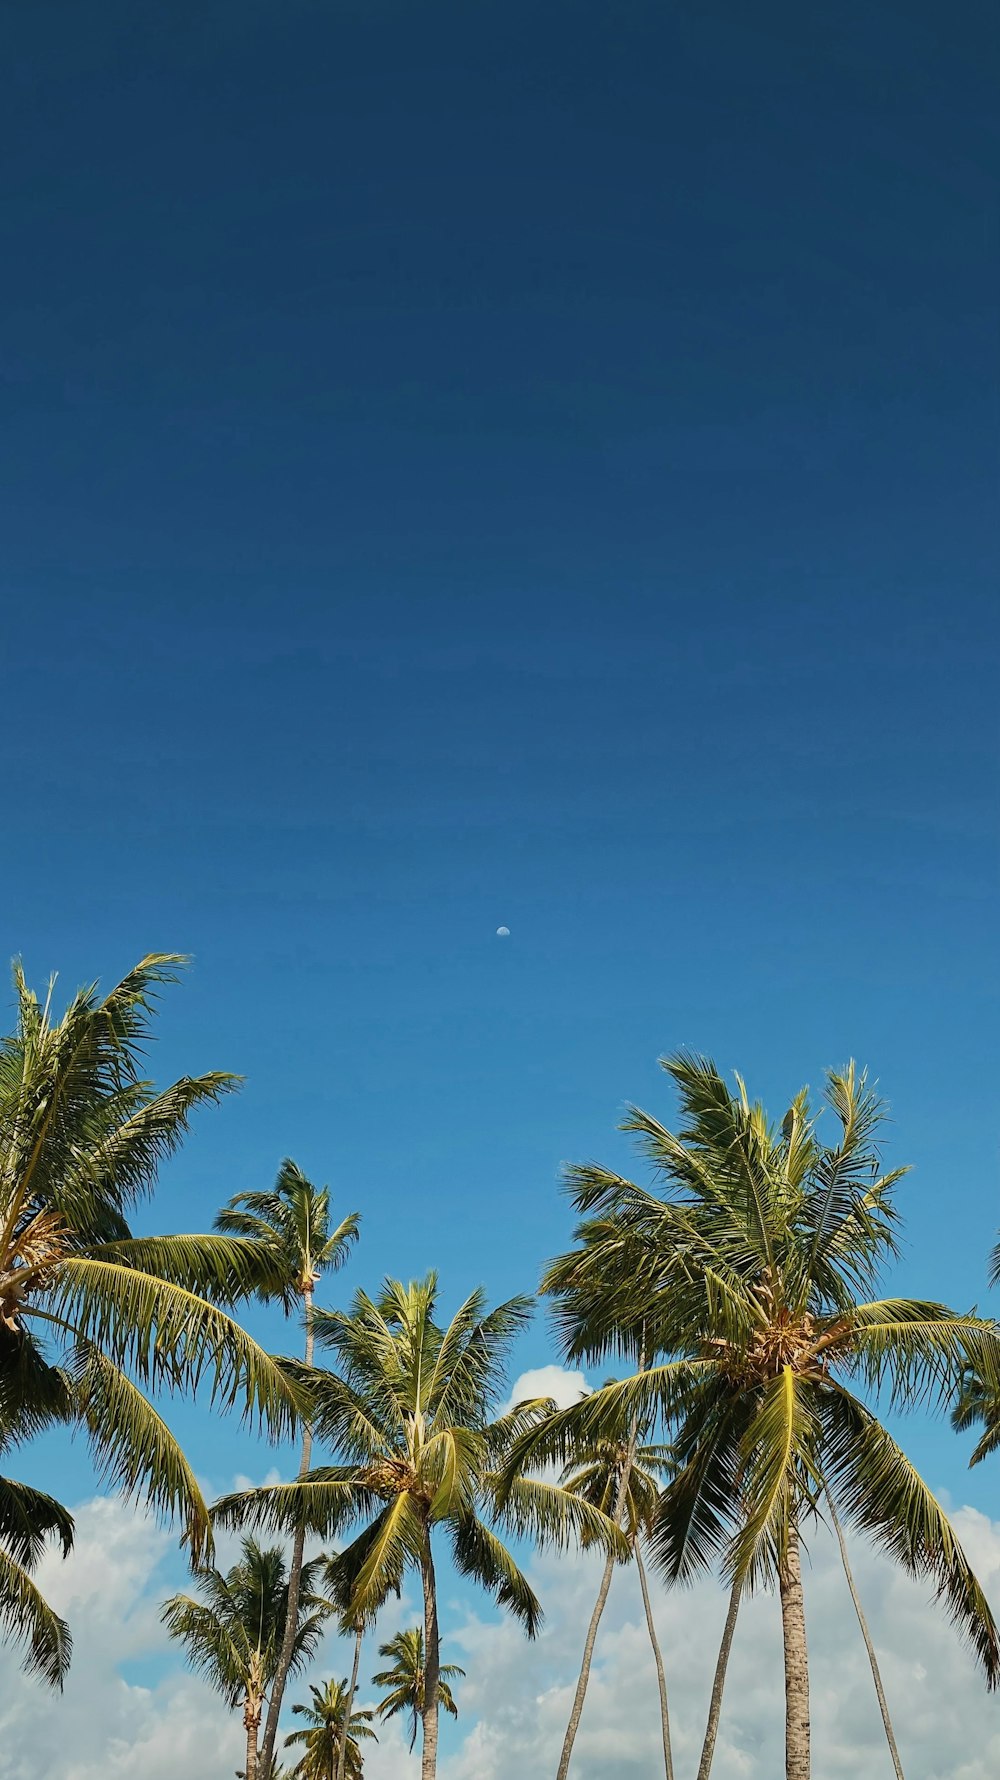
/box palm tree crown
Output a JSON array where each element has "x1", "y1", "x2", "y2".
[
  {"x1": 506, "y1": 1055, "x2": 1000, "y2": 1776},
  {"x1": 216, "y1": 1161, "x2": 360, "y2": 1309},
  {"x1": 284, "y1": 1677, "x2": 377, "y2": 1780},
  {"x1": 217, "y1": 1158, "x2": 361, "y2": 1778},
  {"x1": 559, "y1": 1427, "x2": 671, "y2": 1544},
  {"x1": 0, "y1": 955, "x2": 301, "y2": 1684},
  {"x1": 212, "y1": 1273, "x2": 624, "y2": 1778},
  {"x1": 373, "y1": 1626, "x2": 464, "y2": 1750},
  {"x1": 163, "y1": 1537, "x2": 332, "y2": 1780},
  {"x1": 162, "y1": 1538, "x2": 330, "y2": 1704}
]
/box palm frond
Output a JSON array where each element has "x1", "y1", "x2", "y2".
[
  {"x1": 211, "y1": 1472, "x2": 373, "y2": 1539},
  {"x1": 448, "y1": 1509, "x2": 541, "y2": 1634},
  {"x1": 728, "y1": 1367, "x2": 820, "y2": 1587},
  {"x1": 86, "y1": 1233, "x2": 290, "y2": 1304},
  {"x1": 0, "y1": 1544, "x2": 72, "y2": 1687},
  {"x1": 822, "y1": 1386, "x2": 1000, "y2": 1686},
  {"x1": 0, "y1": 1475, "x2": 73, "y2": 1569},
  {"x1": 70, "y1": 1342, "x2": 213, "y2": 1563},
  {"x1": 497, "y1": 1474, "x2": 630, "y2": 1558},
  {"x1": 848, "y1": 1303, "x2": 1000, "y2": 1411},
  {"x1": 337, "y1": 1492, "x2": 424, "y2": 1622},
  {"x1": 52, "y1": 1258, "x2": 305, "y2": 1433}
]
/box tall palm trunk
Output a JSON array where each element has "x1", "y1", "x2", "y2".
[
  {"x1": 827, "y1": 1496, "x2": 905, "y2": 1780},
  {"x1": 335, "y1": 1621, "x2": 365, "y2": 1780},
  {"x1": 555, "y1": 1433, "x2": 637, "y2": 1780},
  {"x1": 259, "y1": 1284, "x2": 314, "y2": 1778},
  {"x1": 778, "y1": 1528, "x2": 810, "y2": 1780},
  {"x1": 243, "y1": 1695, "x2": 261, "y2": 1780},
  {"x1": 633, "y1": 1537, "x2": 674, "y2": 1780},
  {"x1": 695, "y1": 1578, "x2": 742, "y2": 1780},
  {"x1": 420, "y1": 1515, "x2": 442, "y2": 1780}
]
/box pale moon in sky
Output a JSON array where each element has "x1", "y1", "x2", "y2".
[{"x1": 496, "y1": 926, "x2": 510, "y2": 937}]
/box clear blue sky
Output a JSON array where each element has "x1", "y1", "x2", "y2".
[{"x1": 3, "y1": 0, "x2": 997, "y2": 1513}]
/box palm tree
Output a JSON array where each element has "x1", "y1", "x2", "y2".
[
  {"x1": 373, "y1": 1626, "x2": 463, "y2": 1752},
  {"x1": 217, "y1": 1161, "x2": 361, "y2": 1775},
  {"x1": 505, "y1": 1055, "x2": 1000, "y2": 1780},
  {"x1": 284, "y1": 1677, "x2": 377, "y2": 1780},
  {"x1": 323, "y1": 1590, "x2": 369, "y2": 1780},
  {"x1": 0, "y1": 955, "x2": 301, "y2": 1682},
  {"x1": 212, "y1": 1273, "x2": 626, "y2": 1780},
  {"x1": 163, "y1": 1537, "x2": 331, "y2": 1780},
  {"x1": 557, "y1": 1426, "x2": 674, "y2": 1780}
]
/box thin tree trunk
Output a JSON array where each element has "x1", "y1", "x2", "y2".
[
  {"x1": 243, "y1": 1700, "x2": 260, "y2": 1780},
  {"x1": 335, "y1": 1622, "x2": 364, "y2": 1780},
  {"x1": 259, "y1": 1286, "x2": 315, "y2": 1779},
  {"x1": 827, "y1": 1495, "x2": 905, "y2": 1780},
  {"x1": 633, "y1": 1538, "x2": 674, "y2": 1780},
  {"x1": 555, "y1": 1434, "x2": 637, "y2": 1780},
  {"x1": 695, "y1": 1578, "x2": 742, "y2": 1780},
  {"x1": 778, "y1": 1527, "x2": 810, "y2": 1780},
  {"x1": 420, "y1": 1516, "x2": 442, "y2": 1780}
]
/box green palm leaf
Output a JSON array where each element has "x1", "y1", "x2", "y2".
[
  {"x1": 48, "y1": 1259, "x2": 304, "y2": 1432},
  {"x1": 448, "y1": 1508, "x2": 540, "y2": 1632},
  {"x1": 70, "y1": 1342, "x2": 213, "y2": 1563},
  {"x1": 822, "y1": 1387, "x2": 1000, "y2": 1685},
  {"x1": 0, "y1": 1544, "x2": 72, "y2": 1687},
  {"x1": 0, "y1": 1476, "x2": 73, "y2": 1570}
]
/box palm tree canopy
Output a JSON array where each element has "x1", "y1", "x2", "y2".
[
  {"x1": 216, "y1": 1160, "x2": 361, "y2": 1309},
  {"x1": 162, "y1": 1537, "x2": 331, "y2": 1709},
  {"x1": 212, "y1": 1273, "x2": 628, "y2": 1633},
  {"x1": 373, "y1": 1625, "x2": 463, "y2": 1748},
  {"x1": 558, "y1": 1426, "x2": 673, "y2": 1547},
  {"x1": 504, "y1": 1054, "x2": 1000, "y2": 1686},
  {"x1": 284, "y1": 1676, "x2": 377, "y2": 1780},
  {"x1": 0, "y1": 957, "x2": 306, "y2": 1682}
]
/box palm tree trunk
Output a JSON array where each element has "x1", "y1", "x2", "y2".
[
  {"x1": 335, "y1": 1622, "x2": 364, "y2": 1780},
  {"x1": 778, "y1": 1528, "x2": 810, "y2": 1780},
  {"x1": 695, "y1": 1578, "x2": 742, "y2": 1780},
  {"x1": 555, "y1": 1434, "x2": 636, "y2": 1780},
  {"x1": 259, "y1": 1285, "x2": 315, "y2": 1779},
  {"x1": 420, "y1": 1516, "x2": 442, "y2": 1780},
  {"x1": 243, "y1": 1699, "x2": 260, "y2": 1780},
  {"x1": 633, "y1": 1538, "x2": 674, "y2": 1780},
  {"x1": 827, "y1": 1496, "x2": 905, "y2": 1779}
]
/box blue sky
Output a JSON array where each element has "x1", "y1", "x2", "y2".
[{"x1": 3, "y1": 0, "x2": 998, "y2": 1649}]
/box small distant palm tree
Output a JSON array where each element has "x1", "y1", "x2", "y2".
[
  {"x1": 284, "y1": 1677, "x2": 377, "y2": 1780},
  {"x1": 162, "y1": 1537, "x2": 331, "y2": 1780},
  {"x1": 217, "y1": 1161, "x2": 360, "y2": 1775},
  {"x1": 213, "y1": 1273, "x2": 625, "y2": 1780},
  {"x1": 0, "y1": 955, "x2": 302, "y2": 1683},
  {"x1": 558, "y1": 1428, "x2": 674, "y2": 1778},
  {"x1": 318, "y1": 1563, "x2": 371, "y2": 1780},
  {"x1": 373, "y1": 1626, "x2": 464, "y2": 1752}
]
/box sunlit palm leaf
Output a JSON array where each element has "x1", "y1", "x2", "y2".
[{"x1": 70, "y1": 1342, "x2": 213, "y2": 1563}]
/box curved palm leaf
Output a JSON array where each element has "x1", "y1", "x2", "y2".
[{"x1": 0, "y1": 1544, "x2": 72, "y2": 1686}]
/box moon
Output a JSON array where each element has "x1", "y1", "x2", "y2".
[{"x1": 496, "y1": 926, "x2": 510, "y2": 937}]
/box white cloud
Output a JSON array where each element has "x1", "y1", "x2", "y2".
[
  {"x1": 504, "y1": 1366, "x2": 591, "y2": 1413},
  {"x1": 0, "y1": 1497, "x2": 244, "y2": 1780},
  {"x1": 3, "y1": 1491, "x2": 1000, "y2": 1777}
]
